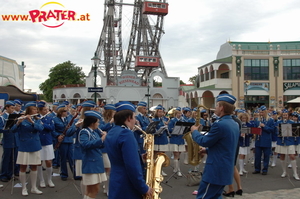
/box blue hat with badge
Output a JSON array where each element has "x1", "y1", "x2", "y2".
[
  {"x1": 25, "y1": 101, "x2": 37, "y2": 109},
  {"x1": 115, "y1": 101, "x2": 135, "y2": 112},
  {"x1": 84, "y1": 110, "x2": 102, "y2": 120},
  {"x1": 53, "y1": 102, "x2": 59, "y2": 106},
  {"x1": 37, "y1": 101, "x2": 46, "y2": 108},
  {"x1": 272, "y1": 110, "x2": 278, "y2": 115},
  {"x1": 282, "y1": 109, "x2": 288, "y2": 113},
  {"x1": 260, "y1": 105, "x2": 267, "y2": 111},
  {"x1": 104, "y1": 104, "x2": 116, "y2": 111},
  {"x1": 6, "y1": 100, "x2": 15, "y2": 106},
  {"x1": 155, "y1": 105, "x2": 163, "y2": 110},
  {"x1": 176, "y1": 107, "x2": 182, "y2": 111},
  {"x1": 81, "y1": 100, "x2": 96, "y2": 108},
  {"x1": 216, "y1": 94, "x2": 236, "y2": 105},
  {"x1": 138, "y1": 101, "x2": 147, "y2": 107},
  {"x1": 200, "y1": 109, "x2": 207, "y2": 113},
  {"x1": 14, "y1": 99, "x2": 23, "y2": 105},
  {"x1": 63, "y1": 101, "x2": 70, "y2": 105},
  {"x1": 56, "y1": 104, "x2": 66, "y2": 111},
  {"x1": 71, "y1": 105, "x2": 77, "y2": 109}
]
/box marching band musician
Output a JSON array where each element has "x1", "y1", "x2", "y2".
[
  {"x1": 73, "y1": 100, "x2": 96, "y2": 195},
  {"x1": 11, "y1": 101, "x2": 44, "y2": 196},
  {"x1": 99, "y1": 103, "x2": 116, "y2": 196},
  {"x1": 274, "y1": 109, "x2": 299, "y2": 180},
  {"x1": 152, "y1": 105, "x2": 169, "y2": 176},
  {"x1": 191, "y1": 94, "x2": 239, "y2": 199},
  {"x1": 168, "y1": 108, "x2": 185, "y2": 177},
  {"x1": 79, "y1": 110, "x2": 107, "y2": 199},
  {"x1": 105, "y1": 101, "x2": 153, "y2": 199},
  {"x1": 134, "y1": 101, "x2": 150, "y2": 154},
  {"x1": 50, "y1": 102, "x2": 60, "y2": 169},
  {"x1": 181, "y1": 107, "x2": 192, "y2": 165},
  {"x1": 36, "y1": 101, "x2": 55, "y2": 188},
  {"x1": 0, "y1": 101, "x2": 18, "y2": 183},
  {"x1": 270, "y1": 111, "x2": 279, "y2": 167},
  {"x1": 189, "y1": 107, "x2": 196, "y2": 123},
  {"x1": 13, "y1": 99, "x2": 24, "y2": 114},
  {"x1": 52, "y1": 104, "x2": 77, "y2": 181},
  {"x1": 237, "y1": 112, "x2": 254, "y2": 176},
  {"x1": 252, "y1": 105, "x2": 275, "y2": 175}
]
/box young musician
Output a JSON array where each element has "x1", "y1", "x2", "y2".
[
  {"x1": 152, "y1": 105, "x2": 169, "y2": 176},
  {"x1": 135, "y1": 101, "x2": 150, "y2": 154},
  {"x1": 252, "y1": 105, "x2": 275, "y2": 175},
  {"x1": 105, "y1": 101, "x2": 153, "y2": 199},
  {"x1": 168, "y1": 109, "x2": 185, "y2": 177},
  {"x1": 275, "y1": 109, "x2": 299, "y2": 180},
  {"x1": 79, "y1": 110, "x2": 107, "y2": 199},
  {"x1": 191, "y1": 94, "x2": 239, "y2": 199},
  {"x1": 11, "y1": 101, "x2": 44, "y2": 196},
  {"x1": 237, "y1": 112, "x2": 254, "y2": 175},
  {"x1": 37, "y1": 101, "x2": 55, "y2": 188},
  {"x1": 0, "y1": 101, "x2": 18, "y2": 182},
  {"x1": 52, "y1": 104, "x2": 77, "y2": 181},
  {"x1": 99, "y1": 103, "x2": 115, "y2": 195},
  {"x1": 13, "y1": 99, "x2": 24, "y2": 114}
]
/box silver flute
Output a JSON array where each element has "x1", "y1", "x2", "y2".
[{"x1": 17, "y1": 114, "x2": 39, "y2": 120}]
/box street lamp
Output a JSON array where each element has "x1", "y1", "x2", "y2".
[
  {"x1": 244, "y1": 80, "x2": 250, "y2": 110},
  {"x1": 147, "y1": 78, "x2": 150, "y2": 115},
  {"x1": 91, "y1": 53, "x2": 100, "y2": 103}
]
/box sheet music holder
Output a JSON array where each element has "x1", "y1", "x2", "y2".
[
  {"x1": 279, "y1": 123, "x2": 300, "y2": 137},
  {"x1": 250, "y1": 127, "x2": 262, "y2": 135},
  {"x1": 4, "y1": 114, "x2": 23, "y2": 130},
  {"x1": 171, "y1": 122, "x2": 194, "y2": 135},
  {"x1": 145, "y1": 121, "x2": 159, "y2": 134},
  {"x1": 241, "y1": 127, "x2": 251, "y2": 135}
]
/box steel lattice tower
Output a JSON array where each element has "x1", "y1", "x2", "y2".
[{"x1": 94, "y1": 0, "x2": 168, "y2": 85}]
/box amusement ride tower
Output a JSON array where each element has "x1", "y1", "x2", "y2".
[{"x1": 93, "y1": 0, "x2": 168, "y2": 86}]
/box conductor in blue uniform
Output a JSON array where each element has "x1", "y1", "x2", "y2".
[
  {"x1": 191, "y1": 94, "x2": 240, "y2": 199},
  {"x1": 105, "y1": 101, "x2": 153, "y2": 199}
]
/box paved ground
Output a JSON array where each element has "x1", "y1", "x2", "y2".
[{"x1": 1, "y1": 149, "x2": 300, "y2": 198}]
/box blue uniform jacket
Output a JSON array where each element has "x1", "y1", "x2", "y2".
[
  {"x1": 73, "y1": 118, "x2": 84, "y2": 160},
  {"x1": 0, "y1": 113, "x2": 19, "y2": 148},
  {"x1": 254, "y1": 118, "x2": 275, "y2": 148},
  {"x1": 52, "y1": 116, "x2": 76, "y2": 143},
  {"x1": 152, "y1": 117, "x2": 169, "y2": 145},
  {"x1": 168, "y1": 117, "x2": 184, "y2": 145},
  {"x1": 79, "y1": 127, "x2": 105, "y2": 174},
  {"x1": 39, "y1": 114, "x2": 55, "y2": 146},
  {"x1": 192, "y1": 115, "x2": 240, "y2": 186},
  {"x1": 276, "y1": 119, "x2": 296, "y2": 146},
  {"x1": 11, "y1": 118, "x2": 44, "y2": 152},
  {"x1": 105, "y1": 125, "x2": 148, "y2": 199}
]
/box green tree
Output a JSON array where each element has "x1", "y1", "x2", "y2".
[
  {"x1": 189, "y1": 75, "x2": 198, "y2": 84},
  {"x1": 39, "y1": 61, "x2": 85, "y2": 101},
  {"x1": 180, "y1": 80, "x2": 185, "y2": 85}
]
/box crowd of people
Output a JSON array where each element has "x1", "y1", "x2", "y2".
[{"x1": 0, "y1": 97, "x2": 300, "y2": 198}]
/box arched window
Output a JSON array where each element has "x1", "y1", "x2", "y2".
[
  {"x1": 73, "y1": 93, "x2": 81, "y2": 98},
  {"x1": 153, "y1": 76, "x2": 163, "y2": 87},
  {"x1": 61, "y1": 94, "x2": 66, "y2": 99}
]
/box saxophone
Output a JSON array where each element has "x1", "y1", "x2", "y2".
[
  {"x1": 134, "y1": 125, "x2": 169, "y2": 199},
  {"x1": 183, "y1": 105, "x2": 209, "y2": 166}
]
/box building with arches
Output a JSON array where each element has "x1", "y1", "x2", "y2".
[
  {"x1": 181, "y1": 41, "x2": 300, "y2": 110},
  {"x1": 53, "y1": 69, "x2": 179, "y2": 109}
]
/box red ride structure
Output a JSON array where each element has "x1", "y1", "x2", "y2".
[{"x1": 142, "y1": 1, "x2": 168, "y2": 16}]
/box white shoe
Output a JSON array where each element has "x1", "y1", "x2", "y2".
[
  {"x1": 48, "y1": 180, "x2": 55, "y2": 188},
  {"x1": 40, "y1": 181, "x2": 46, "y2": 188},
  {"x1": 293, "y1": 174, "x2": 300, "y2": 180},
  {"x1": 162, "y1": 171, "x2": 168, "y2": 176},
  {"x1": 177, "y1": 171, "x2": 182, "y2": 177},
  {"x1": 184, "y1": 160, "x2": 188, "y2": 165},
  {"x1": 288, "y1": 164, "x2": 292, "y2": 168},
  {"x1": 31, "y1": 187, "x2": 43, "y2": 194},
  {"x1": 22, "y1": 189, "x2": 28, "y2": 196},
  {"x1": 281, "y1": 172, "x2": 286, "y2": 178},
  {"x1": 239, "y1": 171, "x2": 243, "y2": 176},
  {"x1": 271, "y1": 163, "x2": 276, "y2": 167},
  {"x1": 242, "y1": 169, "x2": 248, "y2": 173},
  {"x1": 171, "y1": 154, "x2": 174, "y2": 159}
]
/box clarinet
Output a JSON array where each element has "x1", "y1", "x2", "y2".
[{"x1": 54, "y1": 105, "x2": 83, "y2": 150}]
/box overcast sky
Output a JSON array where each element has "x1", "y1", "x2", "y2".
[{"x1": 1, "y1": 0, "x2": 299, "y2": 93}]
